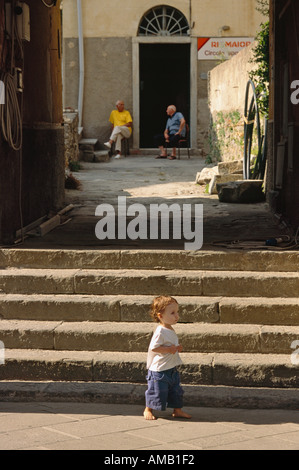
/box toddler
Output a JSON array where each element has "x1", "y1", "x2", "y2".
[{"x1": 143, "y1": 295, "x2": 191, "y2": 420}]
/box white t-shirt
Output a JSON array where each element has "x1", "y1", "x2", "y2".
[{"x1": 147, "y1": 324, "x2": 183, "y2": 371}]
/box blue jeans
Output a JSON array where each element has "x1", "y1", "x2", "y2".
[{"x1": 145, "y1": 367, "x2": 184, "y2": 411}]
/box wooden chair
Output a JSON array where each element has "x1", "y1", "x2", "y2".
[
  {"x1": 109, "y1": 137, "x2": 130, "y2": 158},
  {"x1": 122, "y1": 137, "x2": 130, "y2": 157},
  {"x1": 177, "y1": 123, "x2": 190, "y2": 159}
]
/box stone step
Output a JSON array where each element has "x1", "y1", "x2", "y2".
[
  {"x1": 1, "y1": 381, "x2": 299, "y2": 409},
  {"x1": 0, "y1": 350, "x2": 298, "y2": 389},
  {"x1": 219, "y1": 297, "x2": 299, "y2": 325},
  {"x1": 1, "y1": 320, "x2": 299, "y2": 354},
  {"x1": 1, "y1": 268, "x2": 299, "y2": 297},
  {"x1": 78, "y1": 138, "x2": 98, "y2": 149},
  {"x1": 0, "y1": 294, "x2": 220, "y2": 323},
  {"x1": 1, "y1": 294, "x2": 299, "y2": 325},
  {"x1": 81, "y1": 150, "x2": 110, "y2": 163},
  {"x1": 93, "y1": 150, "x2": 110, "y2": 163},
  {"x1": 1, "y1": 249, "x2": 299, "y2": 272}
]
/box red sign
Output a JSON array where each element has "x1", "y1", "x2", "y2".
[{"x1": 198, "y1": 37, "x2": 254, "y2": 60}]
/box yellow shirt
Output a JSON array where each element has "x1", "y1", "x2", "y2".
[{"x1": 109, "y1": 110, "x2": 133, "y2": 134}]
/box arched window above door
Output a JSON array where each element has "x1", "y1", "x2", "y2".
[{"x1": 138, "y1": 6, "x2": 190, "y2": 36}]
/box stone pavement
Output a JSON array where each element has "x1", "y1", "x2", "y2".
[
  {"x1": 18, "y1": 154, "x2": 291, "y2": 249},
  {"x1": 0, "y1": 402, "x2": 299, "y2": 450}
]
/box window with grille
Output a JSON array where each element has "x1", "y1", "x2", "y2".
[{"x1": 138, "y1": 6, "x2": 190, "y2": 36}]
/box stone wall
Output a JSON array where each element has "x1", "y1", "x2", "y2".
[
  {"x1": 63, "y1": 37, "x2": 133, "y2": 144},
  {"x1": 64, "y1": 111, "x2": 79, "y2": 167},
  {"x1": 197, "y1": 61, "x2": 217, "y2": 152},
  {"x1": 208, "y1": 43, "x2": 256, "y2": 162}
]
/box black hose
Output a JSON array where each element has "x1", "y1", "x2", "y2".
[{"x1": 243, "y1": 80, "x2": 267, "y2": 180}]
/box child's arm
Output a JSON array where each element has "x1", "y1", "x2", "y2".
[{"x1": 152, "y1": 345, "x2": 181, "y2": 355}]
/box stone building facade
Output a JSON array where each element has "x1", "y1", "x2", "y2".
[{"x1": 62, "y1": 0, "x2": 265, "y2": 152}]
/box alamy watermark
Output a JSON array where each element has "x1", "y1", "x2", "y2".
[
  {"x1": 0, "y1": 80, "x2": 5, "y2": 105},
  {"x1": 0, "y1": 341, "x2": 4, "y2": 365},
  {"x1": 291, "y1": 80, "x2": 299, "y2": 105},
  {"x1": 95, "y1": 196, "x2": 203, "y2": 250},
  {"x1": 291, "y1": 340, "x2": 299, "y2": 365}
]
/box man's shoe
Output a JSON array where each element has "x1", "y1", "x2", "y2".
[
  {"x1": 104, "y1": 141, "x2": 111, "y2": 149},
  {"x1": 114, "y1": 154, "x2": 123, "y2": 159}
]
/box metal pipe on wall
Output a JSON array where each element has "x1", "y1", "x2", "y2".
[{"x1": 77, "y1": 0, "x2": 84, "y2": 130}]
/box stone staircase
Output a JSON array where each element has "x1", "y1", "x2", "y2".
[
  {"x1": 78, "y1": 138, "x2": 110, "y2": 163},
  {"x1": 0, "y1": 248, "x2": 299, "y2": 408}
]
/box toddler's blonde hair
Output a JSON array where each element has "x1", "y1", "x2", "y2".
[{"x1": 149, "y1": 295, "x2": 178, "y2": 323}]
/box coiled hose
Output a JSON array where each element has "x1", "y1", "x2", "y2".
[{"x1": 0, "y1": 71, "x2": 22, "y2": 151}]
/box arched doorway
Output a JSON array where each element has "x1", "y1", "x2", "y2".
[{"x1": 133, "y1": 5, "x2": 196, "y2": 149}]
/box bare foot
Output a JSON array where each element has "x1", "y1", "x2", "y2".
[
  {"x1": 172, "y1": 408, "x2": 192, "y2": 419},
  {"x1": 144, "y1": 407, "x2": 157, "y2": 420}
]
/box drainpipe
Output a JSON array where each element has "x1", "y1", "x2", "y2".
[
  {"x1": 189, "y1": 0, "x2": 194, "y2": 31},
  {"x1": 77, "y1": 0, "x2": 84, "y2": 132}
]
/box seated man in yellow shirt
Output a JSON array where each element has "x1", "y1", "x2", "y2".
[{"x1": 104, "y1": 100, "x2": 132, "y2": 159}]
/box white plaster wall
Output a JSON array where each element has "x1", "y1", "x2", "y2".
[
  {"x1": 209, "y1": 42, "x2": 256, "y2": 115},
  {"x1": 63, "y1": 0, "x2": 264, "y2": 39}
]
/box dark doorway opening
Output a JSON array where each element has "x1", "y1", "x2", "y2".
[{"x1": 139, "y1": 43, "x2": 190, "y2": 148}]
